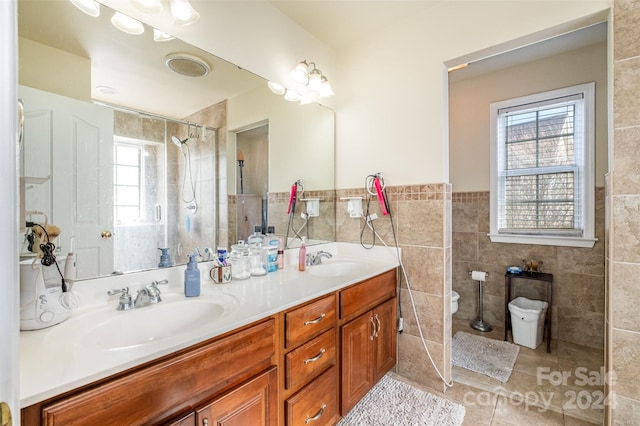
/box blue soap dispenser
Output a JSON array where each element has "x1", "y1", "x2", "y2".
[{"x1": 184, "y1": 253, "x2": 200, "y2": 297}]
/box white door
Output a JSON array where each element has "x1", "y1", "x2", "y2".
[
  {"x1": 19, "y1": 86, "x2": 114, "y2": 279},
  {"x1": 1, "y1": 0, "x2": 20, "y2": 423}
]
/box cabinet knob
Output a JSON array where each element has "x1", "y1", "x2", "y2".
[
  {"x1": 305, "y1": 403, "x2": 326, "y2": 424},
  {"x1": 203, "y1": 419, "x2": 209, "y2": 426}
]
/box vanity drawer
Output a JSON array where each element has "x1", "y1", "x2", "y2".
[
  {"x1": 285, "y1": 328, "x2": 335, "y2": 390},
  {"x1": 339, "y1": 269, "x2": 396, "y2": 320},
  {"x1": 285, "y1": 365, "x2": 338, "y2": 426},
  {"x1": 285, "y1": 294, "x2": 335, "y2": 348}
]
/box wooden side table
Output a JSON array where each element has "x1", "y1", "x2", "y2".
[{"x1": 504, "y1": 271, "x2": 553, "y2": 353}]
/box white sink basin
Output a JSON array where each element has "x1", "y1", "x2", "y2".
[
  {"x1": 308, "y1": 259, "x2": 371, "y2": 277},
  {"x1": 47, "y1": 293, "x2": 239, "y2": 351}
]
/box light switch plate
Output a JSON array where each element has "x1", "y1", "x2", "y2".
[
  {"x1": 347, "y1": 198, "x2": 363, "y2": 218},
  {"x1": 306, "y1": 199, "x2": 320, "y2": 217}
]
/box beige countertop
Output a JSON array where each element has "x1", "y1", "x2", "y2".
[{"x1": 20, "y1": 242, "x2": 399, "y2": 408}]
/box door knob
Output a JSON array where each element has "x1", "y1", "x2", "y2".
[
  {"x1": 101, "y1": 230, "x2": 113, "y2": 239},
  {"x1": 1, "y1": 402, "x2": 12, "y2": 426}
]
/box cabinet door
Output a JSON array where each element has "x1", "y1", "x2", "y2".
[
  {"x1": 340, "y1": 311, "x2": 374, "y2": 415},
  {"x1": 196, "y1": 367, "x2": 278, "y2": 426},
  {"x1": 373, "y1": 298, "x2": 397, "y2": 382}
]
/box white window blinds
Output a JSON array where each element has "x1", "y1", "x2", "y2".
[{"x1": 496, "y1": 93, "x2": 585, "y2": 236}]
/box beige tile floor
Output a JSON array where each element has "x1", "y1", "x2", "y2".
[{"x1": 397, "y1": 318, "x2": 605, "y2": 425}]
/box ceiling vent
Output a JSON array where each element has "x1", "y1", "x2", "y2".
[{"x1": 165, "y1": 52, "x2": 211, "y2": 77}]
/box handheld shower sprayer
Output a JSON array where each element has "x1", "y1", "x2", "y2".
[{"x1": 172, "y1": 136, "x2": 188, "y2": 146}]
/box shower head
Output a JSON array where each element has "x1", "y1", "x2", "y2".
[{"x1": 172, "y1": 136, "x2": 189, "y2": 146}]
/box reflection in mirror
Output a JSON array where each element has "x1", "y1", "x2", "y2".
[{"x1": 18, "y1": 0, "x2": 335, "y2": 280}]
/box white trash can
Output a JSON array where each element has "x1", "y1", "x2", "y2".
[{"x1": 508, "y1": 297, "x2": 548, "y2": 349}]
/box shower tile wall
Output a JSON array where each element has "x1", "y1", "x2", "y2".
[
  {"x1": 451, "y1": 188, "x2": 606, "y2": 350},
  {"x1": 336, "y1": 183, "x2": 452, "y2": 393}
]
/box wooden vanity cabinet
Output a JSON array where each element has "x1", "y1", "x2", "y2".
[
  {"x1": 280, "y1": 294, "x2": 339, "y2": 426},
  {"x1": 22, "y1": 267, "x2": 399, "y2": 426},
  {"x1": 339, "y1": 270, "x2": 397, "y2": 415},
  {"x1": 23, "y1": 318, "x2": 277, "y2": 426}
]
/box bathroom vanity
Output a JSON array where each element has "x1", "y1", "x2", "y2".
[{"x1": 19, "y1": 243, "x2": 398, "y2": 425}]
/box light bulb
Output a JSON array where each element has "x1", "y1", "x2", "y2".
[
  {"x1": 308, "y1": 69, "x2": 323, "y2": 93},
  {"x1": 153, "y1": 28, "x2": 175, "y2": 42},
  {"x1": 291, "y1": 61, "x2": 309, "y2": 85},
  {"x1": 170, "y1": 0, "x2": 200, "y2": 26},
  {"x1": 111, "y1": 12, "x2": 145, "y2": 35},
  {"x1": 319, "y1": 76, "x2": 334, "y2": 97},
  {"x1": 284, "y1": 90, "x2": 302, "y2": 102},
  {"x1": 132, "y1": 0, "x2": 163, "y2": 13},
  {"x1": 267, "y1": 81, "x2": 285, "y2": 95},
  {"x1": 69, "y1": 0, "x2": 100, "y2": 17}
]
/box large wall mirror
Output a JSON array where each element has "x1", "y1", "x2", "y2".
[{"x1": 18, "y1": 0, "x2": 335, "y2": 281}]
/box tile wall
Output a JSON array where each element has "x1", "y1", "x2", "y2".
[
  {"x1": 335, "y1": 183, "x2": 452, "y2": 392},
  {"x1": 451, "y1": 189, "x2": 606, "y2": 350},
  {"x1": 609, "y1": 0, "x2": 640, "y2": 422}
]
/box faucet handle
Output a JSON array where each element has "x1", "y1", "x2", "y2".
[
  {"x1": 107, "y1": 287, "x2": 133, "y2": 311},
  {"x1": 148, "y1": 280, "x2": 168, "y2": 303}
]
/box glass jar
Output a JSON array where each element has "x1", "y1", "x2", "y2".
[
  {"x1": 249, "y1": 243, "x2": 267, "y2": 276},
  {"x1": 229, "y1": 243, "x2": 251, "y2": 280}
]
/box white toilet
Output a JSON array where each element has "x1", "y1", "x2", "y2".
[{"x1": 451, "y1": 291, "x2": 460, "y2": 315}]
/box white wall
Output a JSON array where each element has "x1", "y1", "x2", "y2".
[
  {"x1": 333, "y1": 1, "x2": 610, "y2": 188},
  {"x1": 450, "y1": 40, "x2": 608, "y2": 192},
  {"x1": 228, "y1": 85, "x2": 335, "y2": 194},
  {"x1": 18, "y1": 37, "x2": 91, "y2": 101}
]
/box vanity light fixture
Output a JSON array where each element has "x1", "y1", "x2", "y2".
[
  {"x1": 111, "y1": 11, "x2": 145, "y2": 35},
  {"x1": 68, "y1": 0, "x2": 100, "y2": 17},
  {"x1": 153, "y1": 28, "x2": 175, "y2": 42},
  {"x1": 291, "y1": 60, "x2": 334, "y2": 98},
  {"x1": 170, "y1": 0, "x2": 200, "y2": 26}
]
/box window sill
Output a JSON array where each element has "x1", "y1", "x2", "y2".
[{"x1": 487, "y1": 233, "x2": 597, "y2": 248}]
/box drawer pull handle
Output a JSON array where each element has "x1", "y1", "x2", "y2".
[
  {"x1": 305, "y1": 403, "x2": 326, "y2": 424},
  {"x1": 304, "y1": 348, "x2": 326, "y2": 364},
  {"x1": 304, "y1": 313, "x2": 326, "y2": 325},
  {"x1": 370, "y1": 316, "x2": 377, "y2": 340}
]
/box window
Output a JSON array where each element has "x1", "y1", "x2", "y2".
[
  {"x1": 113, "y1": 143, "x2": 141, "y2": 223},
  {"x1": 489, "y1": 83, "x2": 596, "y2": 248}
]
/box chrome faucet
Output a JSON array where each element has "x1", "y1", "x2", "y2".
[
  {"x1": 134, "y1": 288, "x2": 152, "y2": 308},
  {"x1": 306, "y1": 250, "x2": 333, "y2": 266},
  {"x1": 107, "y1": 280, "x2": 168, "y2": 310},
  {"x1": 107, "y1": 287, "x2": 134, "y2": 311},
  {"x1": 147, "y1": 279, "x2": 168, "y2": 303}
]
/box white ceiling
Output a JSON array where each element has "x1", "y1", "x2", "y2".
[{"x1": 18, "y1": 0, "x2": 606, "y2": 119}]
